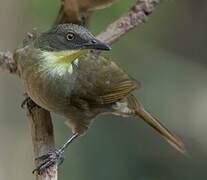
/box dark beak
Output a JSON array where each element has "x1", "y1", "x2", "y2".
[{"x1": 84, "y1": 39, "x2": 111, "y2": 51}]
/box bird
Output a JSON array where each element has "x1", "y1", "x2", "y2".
[
  {"x1": 14, "y1": 23, "x2": 186, "y2": 174},
  {"x1": 55, "y1": 0, "x2": 118, "y2": 25}
]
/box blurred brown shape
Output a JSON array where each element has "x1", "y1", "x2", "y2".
[{"x1": 54, "y1": 0, "x2": 118, "y2": 25}]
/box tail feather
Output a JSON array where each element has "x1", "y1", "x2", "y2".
[
  {"x1": 135, "y1": 108, "x2": 186, "y2": 155},
  {"x1": 127, "y1": 95, "x2": 187, "y2": 155}
]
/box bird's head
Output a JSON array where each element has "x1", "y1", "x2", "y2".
[{"x1": 34, "y1": 24, "x2": 111, "y2": 52}]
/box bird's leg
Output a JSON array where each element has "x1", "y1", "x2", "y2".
[
  {"x1": 21, "y1": 93, "x2": 40, "y2": 112},
  {"x1": 33, "y1": 133, "x2": 79, "y2": 175}
]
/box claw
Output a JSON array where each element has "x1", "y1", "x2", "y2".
[
  {"x1": 33, "y1": 133, "x2": 79, "y2": 175},
  {"x1": 21, "y1": 96, "x2": 40, "y2": 113},
  {"x1": 33, "y1": 149, "x2": 65, "y2": 175},
  {"x1": 21, "y1": 97, "x2": 30, "y2": 109}
]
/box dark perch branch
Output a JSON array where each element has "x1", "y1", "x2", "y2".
[
  {"x1": 28, "y1": 107, "x2": 57, "y2": 180},
  {"x1": 0, "y1": 0, "x2": 161, "y2": 179}
]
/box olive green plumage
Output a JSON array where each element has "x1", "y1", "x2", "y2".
[{"x1": 15, "y1": 24, "x2": 186, "y2": 172}]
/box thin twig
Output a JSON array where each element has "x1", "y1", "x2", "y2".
[{"x1": 97, "y1": 0, "x2": 160, "y2": 44}]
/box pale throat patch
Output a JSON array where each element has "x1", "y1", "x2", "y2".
[
  {"x1": 42, "y1": 50, "x2": 83, "y2": 63},
  {"x1": 41, "y1": 49, "x2": 85, "y2": 75}
]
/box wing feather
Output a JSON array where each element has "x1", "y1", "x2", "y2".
[{"x1": 99, "y1": 80, "x2": 139, "y2": 104}]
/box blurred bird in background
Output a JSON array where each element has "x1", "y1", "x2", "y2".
[{"x1": 55, "y1": 0, "x2": 118, "y2": 25}]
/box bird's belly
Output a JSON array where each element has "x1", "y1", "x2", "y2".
[{"x1": 22, "y1": 65, "x2": 72, "y2": 115}]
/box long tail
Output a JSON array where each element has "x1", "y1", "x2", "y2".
[{"x1": 127, "y1": 95, "x2": 187, "y2": 155}]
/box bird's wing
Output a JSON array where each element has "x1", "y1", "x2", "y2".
[
  {"x1": 73, "y1": 55, "x2": 140, "y2": 105},
  {"x1": 98, "y1": 80, "x2": 138, "y2": 104}
]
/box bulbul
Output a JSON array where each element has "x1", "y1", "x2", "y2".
[
  {"x1": 55, "y1": 0, "x2": 117, "y2": 25},
  {"x1": 15, "y1": 24, "x2": 186, "y2": 174}
]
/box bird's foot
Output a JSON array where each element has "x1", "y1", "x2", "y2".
[
  {"x1": 33, "y1": 149, "x2": 64, "y2": 175},
  {"x1": 21, "y1": 96, "x2": 40, "y2": 113}
]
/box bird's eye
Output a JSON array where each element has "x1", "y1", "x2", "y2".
[{"x1": 66, "y1": 32, "x2": 75, "y2": 41}]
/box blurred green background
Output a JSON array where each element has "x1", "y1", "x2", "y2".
[{"x1": 0, "y1": 0, "x2": 207, "y2": 179}]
